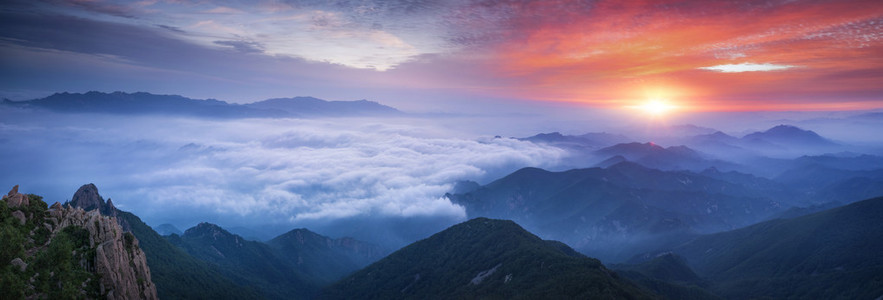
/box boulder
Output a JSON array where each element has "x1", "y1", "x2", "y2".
[
  {"x1": 11, "y1": 210, "x2": 26, "y2": 225},
  {"x1": 10, "y1": 257, "x2": 27, "y2": 272}
]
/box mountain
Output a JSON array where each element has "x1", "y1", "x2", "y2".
[
  {"x1": 167, "y1": 223, "x2": 387, "y2": 299},
  {"x1": 2, "y1": 91, "x2": 402, "y2": 118},
  {"x1": 665, "y1": 196, "x2": 883, "y2": 299},
  {"x1": 169, "y1": 223, "x2": 318, "y2": 299},
  {"x1": 1, "y1": 185, "x2": 157, "y2": 299},
  {"x1": 246, "y1": 96, "x2": 401, "y2": 117},
  {"x1": 268, "y1": 228, "x2": 388, "y2": 284},
  {"x1": 520, "y1": 131, "x2": 630, "y2": 151},
  {"x1": 1, "y1": 91, "x2": 282, "y2": 118},
  {"x1": 446, "y1": 163, "x2": 792, "y2": 262},
  {"x1": 773, "y1": 162, "x2": 883, "y2": 205},
  {"x1": 741, "y1": 125, "x2": 840, "y2": 152},
  {"x1": 320, "y1": 218, "x2": 654, "y2": 299},
  {"x1": 66, "y1": 184, "x2": 262, "y2": 299},
  {"x1": 594, "y1": 142, "x2": 735, "y2": 171},
  {"x1": 612, "y1": 254, "x2": 720, "y2": 300},
  {"x1": 153, "y1": 223, "x2": 182, "y2": 236}
]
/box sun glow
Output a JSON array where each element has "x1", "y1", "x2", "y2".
[{"x1": 634, "y1": 99, "x2": 677, "y2": 116}]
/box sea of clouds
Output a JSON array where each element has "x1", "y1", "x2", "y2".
[{"x1": 0, "y1": 110, "x2": 566, "y2": 241}]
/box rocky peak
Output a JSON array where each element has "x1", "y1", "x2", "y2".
[
  {"x1": 68, "y1": 183, "x2": 131, "y2": 231},
  {"x1": 184, "y1": 222, "x2": 233, "y2": 240},
  {"x1": 70, "y1": 183, "x2": 105, "y2": 212}
]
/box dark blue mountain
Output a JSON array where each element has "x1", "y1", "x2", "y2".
[
  {"x1": 446, "y1": 162, "x2": 793, "y2": 262},
  {"x1": 661, "y1": 196, "x2": 883, "y2": 299},
  {"x1": 1, "y1": 91, "x2": 401, "y2": 118},
  {"x1": 520, "y1": 131, "x2": 630, "y2": 151},
  {"x1": 246, "y1": 96, "x2": 401, "y2": 117},
  {"x1": 153, "y1": 223, "x2": 182, "y2": 236},
  {"x1": 595, "y1": 142, "x2": 736, "y2": 171},
  {"x1": 741, "y1": 124, "x2": 838, "y2": 148},
  {"x1": 320, "y1": 218, "x2": 655, "y2": 299}
]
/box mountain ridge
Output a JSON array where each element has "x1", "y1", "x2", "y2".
[
  {"x1": 1, "y1": 91, "x2": 402, "y2": 118},
  {"x1": 320, "y1": 217, "x2": 655, "y2": 299}
]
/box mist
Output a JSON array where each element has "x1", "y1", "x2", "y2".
[
  {"x1": 2, "y1": 101, "x2": 882, "y2": 251},
  {"x1": 0, "y1": 107, "x2": 575, "y2": 243}
]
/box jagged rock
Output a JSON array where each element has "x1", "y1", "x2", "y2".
[
  {"x1": 11, "y1": 257, "x2": 27, "y2": 272},
  {"x1": 3, "y1": 185, "x2": 29, "y2": 208},
  {"x1": 11, "y1": 210, "x2": 26, "y2": 225},
  {"x1": 68, "y1": 185, "x2": 132, "y2": 232},
  {"x1": 53, "y1": 204, "x2": 158, "y2": 299},
  {"x1": 70, "y1": 183, "x2": 104, "y2": 212}
]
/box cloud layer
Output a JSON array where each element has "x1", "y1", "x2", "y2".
[
  {"x1": 1, "y1": 0, "x2": 881, "y2": 111},
  {"x1": 0, "y1": 111, "x2": 565, "y2": 230}
]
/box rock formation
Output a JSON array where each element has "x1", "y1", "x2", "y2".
[
  {"x1": 68, "y1": 183, "x2": 131, "y2": 231},
  {"x1": 2, "y1": 185, "x2": 158, "y2": 299}
]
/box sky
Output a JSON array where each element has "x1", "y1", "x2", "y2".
[
  {"x1": 1, "y1": 0, "x2": 882, "y2": 112},
  {"x1": 1, "y1": 0, "x2": 883, "y2": 244}
]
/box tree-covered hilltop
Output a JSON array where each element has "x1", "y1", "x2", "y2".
[
  {"x1": 1, "y1": 186, "x2": 156, "y2": 299},
  {"x1": 668, "y1": 196, "x2": 883, "y2": 299},
  {"x1": 321, "y1": 217, "x2": 656, "y2": 300}
]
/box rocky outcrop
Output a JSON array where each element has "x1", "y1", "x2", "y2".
[
  {"x1": 68, "y1": 183, "x2": 131, "y2": 232},
  {"x1": 70, "y1": 183, "x2": 104, "y2": 212},
  {"x1": 3, "y1": 184, "x2": 29, "y2": 208},
  {"x1": 50, "y1": 204, "x2": 158, "y2": 300},
  {"x1": 3, "y1": 185, "x2": 158, "y2": 300}
]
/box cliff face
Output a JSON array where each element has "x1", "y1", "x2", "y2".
[{"x1": 1, "y1": 185, "x2": 158, "y2": 299}]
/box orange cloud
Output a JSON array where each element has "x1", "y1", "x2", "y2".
[{"x1": 462, "y1": 0, "x2": 883, "y2": 111}]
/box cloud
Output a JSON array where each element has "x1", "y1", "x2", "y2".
[
  {"x1": 0, "y1": 112, "x2": 566, "y2": 229},
  {"x1": 698, "y1": 63, "x2": 797, "y2": 73},
  {"x1": 213, "y1": 40, "x2": 265, "y2": 54}
]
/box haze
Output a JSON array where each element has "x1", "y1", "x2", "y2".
[{"x1": 2, "y1": 0, "x2": 882, "y2": 249}]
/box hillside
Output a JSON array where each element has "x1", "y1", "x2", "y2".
[
  {"x1": 268, "y1": 228, "x2": 387, "y2": 284},
  {"x1": 320, "y1": 217, "x2": 655, "y2": 299},
  {"x1": 669, "y1": 196, "x2": 883, "y2": 299},
  {"x1": 168, "y1": 223, "x2": 318, "y2": 299},
  {"x1": 446, "y1": 163, "x2": 789, "y2": 262},
  {"x1": 1, "y1": 185, "x2": 157, "y2": 299},
  {"x1": 66, "y1": 184, "x2": 262, "y2": 299}
]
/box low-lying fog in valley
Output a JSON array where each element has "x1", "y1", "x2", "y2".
[{"x1": 2, "y1": 102, "x2": 881, "y2": 252}]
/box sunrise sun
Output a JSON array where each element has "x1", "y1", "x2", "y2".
[{"x1": 631, "y1": 99, "x2": 678, "y2": 117}]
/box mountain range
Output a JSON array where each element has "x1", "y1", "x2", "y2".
[
  {"x1": 446, "y1": 162, "x2": 794, "y2": 262},
  {"x1": 1, "y1": 91, "x2": 402, "y2": 118},
  {"x1": 64, "y1": 183, "x2": 387, "y2": 299},
  {"x1": 6, "y1": 182, "x2": 883, "y2": 299}
]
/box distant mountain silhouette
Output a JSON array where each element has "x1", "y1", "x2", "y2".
[
  {"x1": 153, "y1": 223, "x2": 182, "y2": 236},
  {"x1": 595, "y1": 142, "x2": 735, "y2": 171},
  {"x1": 320, "y1": 218, "x2": 654, "y2": 299},
  {"x1": 521, "y1": 131, "x2": 630, "y2": 150},
  {"x1": 446, "y1": 163, "x2": 792, "y2": 262},
  {"x1": 1, "y1": 91, "x2": 402, "y2": 118},
  {"x1": 267, "y1": 228, "x2": 388, "y2": 284},
  {"x1": 741, "y1": 124, "x2": 839, "y2": 149},
  {"x1": 246, "y1": 96, "x2": 401, "y2": 117}
]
